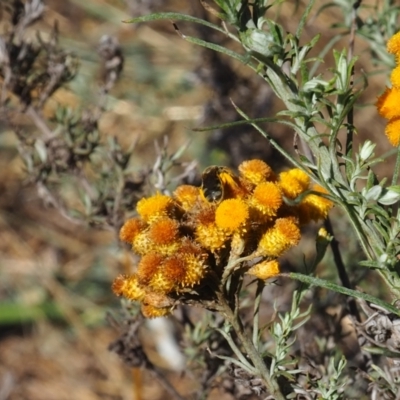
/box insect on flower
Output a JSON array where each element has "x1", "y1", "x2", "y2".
[{"x1": 201, "y1": 166, "x2": 243, "y2": 203}]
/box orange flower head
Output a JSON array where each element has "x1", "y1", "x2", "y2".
[
  {"x1": 150, "y1": 255, "x2": 186, "y2": 293},
  {"x1": 173, "y1": 185, "x2": 200, "y2": 211},
  {"x1": 279, "y1": 169, "x2": 310, "y2": 199},
  {"x1": 147, "y1": 218, "x2": 179, "y2": 244},
  {"x1": 238, "y1": 159, "x2": 276, "y2": 185},
  {"x1": 195, "y1": 204, "x2": 216, "y2": 224},
  {"x1": 298, "y1": 185, "x2": 334, "y2": 223},
  {"x1": 251, "y1": 182, "x2": 283, "y2": 218},
  {"x1": 385, "y1": 117, "x2": 400, "y2": 147},
  {"x1": 258, "y1": 217, "x2": 301, "y2": 257},
  {"x1": 180, "y1": 252, "x2": 207, "y2": 288},
  {"x1": 376, "y1": 87, "x2": 400, "y2": 120},
  {"x1": 132, "y1": 231, "x2": 153, "y2": 255},
  {"x1": 215, "y1": 199, "x2": 249, "y2": 233},
  {"x1": 112, "y1": 274, "x2": 146, "y2": 301},
  {"x1": 195, "y1": 223, "x2": 228, "y2": 252},
  {"x1": 391, "y1": 65, "x2": 400, "y2": 89},
  {"x1": 162, "y1": 255, "x2": 187, "y2": 283},
  {"x1": 136, "y1": 193, "x2": 176, "y2": 222},
  {"x1": 141, "y1": 304, "x2": 173, "y2": 318},
  {"x1": 119, "y1": 218, "x2": 146, "y2": 244},
  {"x1": 247, "y1": 259, "x2": 280, "y2": 280},
  {"x1": 387, "y1": 31, "x2": 400, "y2": 56},
  {"x1": 146, "y1": 218, "x2": 181, "y2": 255},
  {"x1": 137, "y1": 253, "x2": 164, "y2": 285},
  {"x1": 179, "y1": 237, "x2": 205, "y2": 256}
]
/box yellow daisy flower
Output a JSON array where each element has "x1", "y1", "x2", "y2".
[
  {"x1": 136, "y1": 192, "x2": 176, "y2": 222},
  {"x1": 376, "y1": 87, "x2": 400, "y2": 120},
  {"x1": 215, "y1": 198, "x2": 249, "y2": 233},
  {"x1": 387, "y1": 31, "x2": 400, "y2": 56},
  {"x1": 279, "y1": 169, "x2": 310, "y2": 199},
  {"x1": 173, "y1": 185, "x2": 200, "y2": 211},
  {"x1": 119, "y1": 218, "x2": 146, "y2": 244},
  {"x1": 298, "y1": 185, "x2": 334, "y2": 223},
  {"x1": 238, "y1": 159, "x2": 276, "y2": 185},
  {"x1": 112, "y1": 274, "x2": 146, "y2": 301},
  {"x1": 146, "y1": 218, "x2": 181, "y2": 255},
  {"x1": 257, "y1": 217, "x2": 301, "y2": 257},
  {"x1": 137, "y1": 253, "x2": 164, "y2": 285},
  {"x1": 195, "y1": 223, "x2": 228, "y2": 252},
  {"x1": 385, "y1": 117, "x2": 400, "y2": 147},
  {"x1": 250, "y1": 182, "x2": 282, "y2": 218},
  {"x1": 150, "y1": 255, "x2": 187, "y2": 293},
  {"x1": 390, "y1": 64, "x2": 400, "y2": 89},
  {"x1": 247, "y1": 259, "x2": 280, "y2": 280}
]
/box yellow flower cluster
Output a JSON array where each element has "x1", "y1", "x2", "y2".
[
  {"x1": 376, "y1": 32, "x2": 400, "y2": 147},
  {"x1": 114, "y1": 160, "x2": 333, "y2": 317}
]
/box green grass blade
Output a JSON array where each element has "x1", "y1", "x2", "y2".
[{"x1": 286, "y1": 272, "x2": 400, "y2": 316}]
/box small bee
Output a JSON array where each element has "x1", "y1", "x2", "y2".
[{"x1": 201, "y1": 166, "x2": 243, "y2": 203}]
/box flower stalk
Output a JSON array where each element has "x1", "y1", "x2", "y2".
[{"x1": 217, "y1": 290, "x2": 286, "y2": 400}]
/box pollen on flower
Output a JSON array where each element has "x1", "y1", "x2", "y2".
[
  {"x1": 247, "y1": 259, "x2": 280, "y2": 280},
  {"x1": 173, "y1": 185, "x2": 200, "y2": 211},
  {"x1": 250, "y1": 182, "x2": 282, "y2": 218},
  {"x1": 258, "y1": 217, "x2": 301, "y2": 257},
  {"x1": 137, "y1": 253, "x2": 164, "y2": 285},
  {"x1": 376, "y1": 87, "x2": 400, "y2": 120},
  {"x1": 119, "y1": 218, "x2": 146, "y2": 244},
  {"x1": 112, "y1": 274, "x2": 145, "y2": 301},
  {"x1": 387, "y1": 31, "x2": 400, "y2": 56},
  {"x1": 141, "y1": 304, "x2": 173, "y2": 318},
  {"x1": 279, "y1": 169, "x2": 310, "y2": 199},
  {"x1": 238, "y1": 159, "x2": 276, "y2": 185},
  {"x1": 136, "y1": 193, "x2": 176, "y2": 222},
  {"x1": 215, "y1": 199, "x2": 249, "y2": 233}
]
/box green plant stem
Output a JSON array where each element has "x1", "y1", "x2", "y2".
[
  {"x1": 218, "y1": 292, "x2": 286, "y2": 399},
  {"x1": 324, "y1": 217, "x2": 361, "y2": 322},
  {"x1": 252, "y1": 280, "x2": 264, "y2": 348},
  {"x1": 391, "y1": 145, "x2": 400, "y2": 185}
]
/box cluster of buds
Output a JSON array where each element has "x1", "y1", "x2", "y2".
[
  {"x1": 376, "y1": 32, "x2": 400, "y2": 147},
  {"x1": 113, "y1": 159, "x2": 333, "y2": 318}
]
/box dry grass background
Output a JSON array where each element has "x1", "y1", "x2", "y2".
[{"x1": 0, "y1": 0, "x2": 394, "y2": 399}]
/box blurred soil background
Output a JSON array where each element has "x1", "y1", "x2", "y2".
[{"x1": 0, "y1": 0, "x2": 394, "y2": 399}]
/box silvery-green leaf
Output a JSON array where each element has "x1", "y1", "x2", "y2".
[
  {"x1": 239, "y1": 28, "x2": 281, "y2": 58},
  {"x1": 359, "y1": 140, "x2": 375, "y2": 161},
  {"x1": 302, "y1": 78, "x2": 329, "y2": 93},
  {"x1": 363, "y1": 185, "x2": 382, "y2": 202},
  {"x1": 378, "y1": 187, "x2": 400, "y2": 205}
]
